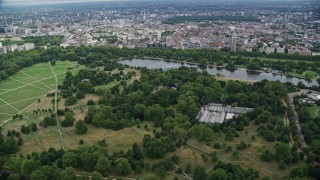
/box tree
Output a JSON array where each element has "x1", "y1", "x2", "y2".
[
  {"x1": 4, "y1": 137, "x2": 19, "y2": 154},
  {"x1": 80, "y1": 152, "x2": 98, "y2": 171},
  {"x1": 21, "y1": 159, "x2": 41, "y2": 174},
  {"x1": 92, "y1": 171, "x2": 103, "y2": 180},
  {"x1": 62, "y1": 112, "x2": 75, "y2": 127},
  {"x1": 145, "y1": 104, "x2": 166, "y2": 127},
  {"x1": 311, "y1": 140, "x2": 320, "y2": 155},
  {"x1": 40, "y1": 165, "x2": 60, "y2": 180},
  {"x1": 65, "y1": 96, "x2": 77, "y2": 106},
  {"x1": 43, "y1": 116, "x2": 56, "y2": 126},
  {"x1": 190, "y1": 124, "x2": 214, "y2": 142},
  {"x1": 185, "y1": 163, "x2": 192, "y2": 174},
  {"x1": 115, "y1": 157, "x2": 131, "y2": 175},
  {"x1": 132, "y1": 143, "x2": 143, "y2": 160},
  {"x1": 60, "y1": 167, "x2": 76, "y2": 180},
  {"x1": 8, "y1": 157, "x2": 23, "y2": 172},
  {"x1": 145, "y1": 139, "x2": 167, "y2": 158},
  {"x1": 76, "y1": 91, "x2": 86, "y2": 99},
  {"x1": 208, "y1": 168, "x2": 228, "y2": 180},
  {"x1": 261, "y1": 150, "x2": 273, "y2": 162},
  {"x1": 155, "y1": 166, "x2": 166, "y2": 179},
  {"x1": 78, "y1": 82, "x2": 94, "y2": 93},
  {"x1": 193, "y1": 166, "x2": 206, "y2": 180},
  {"x1": 7, "y1": 174, "x2": 20, "y2": 180},
  {"x1": 94, "y1": 157, "x2": 111, "y2": 176},
  {"x1": 62, "y1": 152, "x2": 77, "y2": 168},
  {"x1": 31, "y1": 122, "x2": 38, "y2": 131},
  {"x1": 274, "y1": 144, "x2": 292, "y2": 164},
  {"x1": 30, "y1": 170, "x2": 47, "y2": 180},
  {"x1": 75, "y1": 120, "x2": 88, "y2": 135}
]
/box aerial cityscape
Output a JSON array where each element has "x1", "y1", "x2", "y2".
[{"x1": 0, "y1": 0, "x2": 320, "y2": 179}]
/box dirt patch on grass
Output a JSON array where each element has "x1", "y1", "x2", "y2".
[
  {"x1": 62, "y1": 125, "x2": 107, "y2": 145},
  {"x1": 26, "y1": 96, "x2": 53, "y2": 113},
  {"x1": 104, "y1": 128, "x2": 143, "y2": 153},
  {"x1": 168, "y1": 146, "x2": 214, "y2": 170},
  {"x1": 19, "y1": 136, "x2": 43, "y2": 155},
  {"x1": 235, "y1": 156, "x2": 281, "y2": 179},
  {"x1": 74, "y1": 109, "x2": 88, "y2": 122}
]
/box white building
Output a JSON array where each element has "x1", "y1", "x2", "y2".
[
  {"x1": 8, "y1": 44, "x2": 18, "y2": 52},
  {"x1": 25, "y1": 29, "x2": 32, "y2": 35},
  {"x1": 312, "y1": 52, "x2": 320, "y2": 56},
  {"x1": 24, "y1": 43, "x2": 35, "y2": 51},
  {"x1": 0, "y1": 47, "x2": 7, "y2": 54}
]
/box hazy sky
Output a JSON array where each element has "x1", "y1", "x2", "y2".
[
  {"x1": 1, "y1": 0, "x2": 308, "y2": 6},
  {"x1": 2, "y1": 0, "x2": 301, "y2": 2},
  {"x1": 2, "y1": 0, "x2": 125, "y2": 5}
]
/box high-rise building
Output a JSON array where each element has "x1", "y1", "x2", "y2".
[{"x1": 231, "y1": 34, "x2": 237, "y2": 52}]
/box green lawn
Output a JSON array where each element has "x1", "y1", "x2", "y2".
[
  {"x1": 0, "y1": 61, "x2": 82, "y2": 122},
  {"x1": 303, "y1": 71, "x2": 318, "y2": 79},
  {"x1": 287, "y1": 71, "x2": 319, "y2": 80},
  {"x1": 94, "y1": 81, "x2": 120, "y2": 90},
  {"x1": 307, "y1": 105, "x2": 320, "y2": 119}
]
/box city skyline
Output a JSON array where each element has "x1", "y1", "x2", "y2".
[{"x1": 2, "y1": 0, "x2": 309, "y2": 5}]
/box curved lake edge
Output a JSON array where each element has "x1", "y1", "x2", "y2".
[
  {"x1": 117, "y1": 56, "x2": 317, "y2": 81},
  {"x1": 118, "y1": 58, "x2": 319, "y2": 87}
]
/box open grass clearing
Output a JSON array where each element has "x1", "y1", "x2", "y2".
[
  {"x1": 19, "y1": 135, "x2": 43, "y2": 155},
  {"x1": 62, "y1": 125, "x2": 106, "y2": 145},
  {"x1": 168, "y1": 146, "x2": 214, "y2": 170},
  {"x1": 303, "y1": 71, "x2": 318, "y2": 78},
  {"x1": 307, "y1": 105, "x2": 320, "y2": 119},
  {"x1": 103, "y1": 127, "x2": 144, "y2": 153},
  {"x1": 38, "y1": 128, "x2": 64, "y2": 151}
]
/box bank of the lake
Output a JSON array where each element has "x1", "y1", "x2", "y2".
[{"x1": 119, "y1": 58, "x2": 319, "y2": 87}]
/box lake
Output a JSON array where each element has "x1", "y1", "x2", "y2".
[{"x1": 119, "y1": 58, "x2": 318, "y2": 87}]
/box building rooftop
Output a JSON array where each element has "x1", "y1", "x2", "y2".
[{"x1": 197, "y1": 103, "x2": 253, "y2": 124}]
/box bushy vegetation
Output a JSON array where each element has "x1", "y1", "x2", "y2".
[{"x1": 1, "y1": 46, "x2": 320, "y2": 179}]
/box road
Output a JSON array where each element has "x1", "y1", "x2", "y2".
[{"x1": 287, "y1": 90, "x2": 309, "y2": 148}]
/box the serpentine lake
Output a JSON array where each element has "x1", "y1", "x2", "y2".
[{"x1": 119, "y1": 58, "x2": 318, "y2": 87}]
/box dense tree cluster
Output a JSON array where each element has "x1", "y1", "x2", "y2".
[
  {"x1": 1, "y1": 46, "x2": 320, "y2": 179},
  {"x1": 2, "y1": 143, "x2": 145, "y2": 179},
  {"x1": 0, "y1": 128, "x2": 21, "y2": 155},
  {"x1": 1, "y1": 46, "x2": 319, "y2": 86}
]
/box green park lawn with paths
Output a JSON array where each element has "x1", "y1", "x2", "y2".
[{"x1": 0, "y1": 61, "x2": 82, "y2": 122}]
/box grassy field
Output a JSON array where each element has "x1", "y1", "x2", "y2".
[
  {"x1": 0, "y1": 61, "x2": 82, "y2": 123},
  {"x1": 307, "y1": 105, "x2": 320, "y2": 119},
  {"x1": 0, "y1": 65, "x2": 144, "y2": 155},
  {"x1": 183, "y1": 122, "x2": 304, "y2": 180},
  {"x1": 303, "y1": 71, "x2": 319, "y2": 79}
]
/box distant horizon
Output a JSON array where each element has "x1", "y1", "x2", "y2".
[{"x1": 2, "y1": 0, "x2": 313, "y2": 6}]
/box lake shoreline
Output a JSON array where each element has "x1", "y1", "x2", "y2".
[{"x1": 118, "y1": 58, "x2": 319, "y2": 87}]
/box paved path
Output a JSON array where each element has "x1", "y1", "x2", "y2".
[
  {"x1": 21, "y1": 70, "x2": 53, "y2": 90},
  {"x1": 0, "y1": 96, "x2": 46, "y2": 127},
  {"x1": 9, "y1": 77, "x2": 48, "y2": 91},
  {"x1": 288, "y1": 90, "x2": 309, "y2": 148},
  {"x1": 281, "y1": 99, "x2": 295, "y2": 147},
  {"x1": 49, "y1": 62, "x2": 65, "y2": 151}
]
